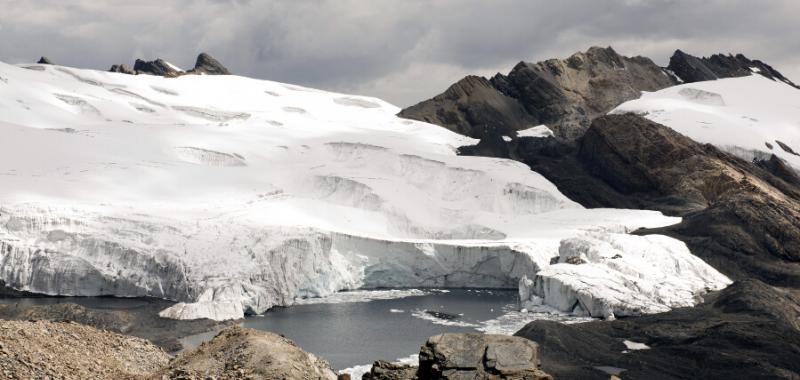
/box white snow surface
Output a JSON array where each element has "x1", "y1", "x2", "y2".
[
  {"x1": 0, "y1": 62, "x2": 727, "y2": 320},
  {"x1": 614, "y1": 75, "x2": 800, "y2": 171},
  {"x1": 516, "y1": 125, "x2": 554, "y2": 138}
]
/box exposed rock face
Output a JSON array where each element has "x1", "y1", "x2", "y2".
[
  {"x1": 109, "y1": 63, "x2": 135, "y2": 75},
  {"x1": 188, "y1": 52, "x2": 231, "y2": 75},
  {"x1": 133, "y1": 58, "x2": 182, "y2": 76},
  {"x1": 668, "y1": 49, "x2": 798, "y2": 88},
  {"x1": 37, "y1": 56, "x2": 54, "y2": 64},
  {"x1": 481, "y1": 114, "x2": 800, "y2": 287},
  {"x1": 363, "y1": 333, "x2": 553, "y2": 380},
  {"x1": 516, "y1": 279, "x2": 800, "y2": 379},
  {"x1": 0, "y1": 319, "x2": 169, "y2": 380},
  {"x1": 154, "y1": 326, "x2": 338, "y2": 380},
  {"x1": 400, "y1": 46, "x2": 676, "y2": 140}
]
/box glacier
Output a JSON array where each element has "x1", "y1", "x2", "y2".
[
  {"x1": 0, "y1": 61, "x2": 729, "y2": 320},
  {"x1": 613, "y1": 75, "x2": 800, "y2": 172}
]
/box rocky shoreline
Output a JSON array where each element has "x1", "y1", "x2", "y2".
[
  {"x1": 0, "y1": 317, "x2": 555, "y2": 380},
  {"x1": 0, "y1": 295, "x2": 233, "y2": 352}
]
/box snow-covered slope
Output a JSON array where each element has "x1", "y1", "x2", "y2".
[
  {"x1": 0, "y1": 62, "x2": 728, "y2": 320},
  {"x1": 614, "y1": 75, "x2": 800, "y2": 170}
]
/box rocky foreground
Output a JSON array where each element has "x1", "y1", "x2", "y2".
[
  {"x1": 0, "y1": 319, "x2": 169, "y2": 379},
  {"x1": 0, "y1": 318, "x2": 555, "y2": 380}
]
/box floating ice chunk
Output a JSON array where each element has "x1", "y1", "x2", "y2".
[
  {"x1": 623, "y1": 340, "x2": 650, "y2": 350},
  {"x1": 293, "y1": 289, "x2": 426, "y2": 305}
]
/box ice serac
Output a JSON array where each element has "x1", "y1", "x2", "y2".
[
  {"x1": 0, "y1": 60, "x2": 724, "y2": 320},
  {"x1": 399, "y1": 46, "x2": 676, "y2": 140},
  {"x1": 519, "y1": 233, "x2": 730, "y2": 319}
]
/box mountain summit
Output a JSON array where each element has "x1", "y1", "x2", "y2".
[{"x1": 399, "y1": 46, "x2": 676, "y2": 140}]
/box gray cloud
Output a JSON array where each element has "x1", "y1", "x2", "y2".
[{"x1": 1, "y1": 0, "x2": 798, "y2": 106}]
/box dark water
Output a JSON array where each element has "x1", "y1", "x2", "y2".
[
  {"x1": 182, "y1": 289, "x2": 518, "y2": 370},
  {"x1": 0, "y1": 290, "x2": 520, "y2": 371}
]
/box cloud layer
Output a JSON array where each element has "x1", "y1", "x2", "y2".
[{"x1": 1, "y1": 0, "x2": 798, "y2": 106}]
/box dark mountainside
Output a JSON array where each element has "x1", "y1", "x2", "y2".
[
  {"x1": 399, "y1": 46, "x2": 677, "y2": 140},
  {"x1": 668, "y1": 49, "x2": 799, "y2": 88},
  {"x1": 400, "y1": 47, "x2": 800, "y2": 379},
  {"x1": 400, "y1": 47, "x2": 798, "y2": 142}
]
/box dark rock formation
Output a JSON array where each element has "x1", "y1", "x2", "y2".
[
  {"x1": 397, "y1": 75, "x2": 536, "y2": 139},
  {"x1": 363, "y1": 333, "x2": 553, "y2": 380},
  {"x1": 516, "y1": 279, "x2": 800, "y2": 379},
  {"x1": 36, "y1": 56, "x2": 54, "y2": 65},
  {"x1": 187, "y1": 52, "x2": 231, "y2": 75},
  {"x1": 108, "y1": 63, "x2": 135, "y2": 75},
  {"x1": 668, "y1": 50, "x2": 798, "y2": 88},
  {"x1": 400, "y1": 46, "x2": 676, "y2": 140},
  {"x1": 133, "y1": 58, "x2": 182, "y2": 77}
]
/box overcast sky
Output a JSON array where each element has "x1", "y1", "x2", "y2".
[{"x1": 1, "y1": 0, "x2": 798, "y2": 106}]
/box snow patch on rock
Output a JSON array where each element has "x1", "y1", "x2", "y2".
[{"x1": 614, "y1": 75, "x2": 800, "y2": 172}]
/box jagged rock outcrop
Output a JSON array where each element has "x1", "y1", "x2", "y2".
[
  {"x1": 0, "y1": 319, "x2": 169, "y2": 380},
  {"x1": 133, "y1": 58, "x2": 182, "y2": 76},
  {"x1": 668, "y1": 49, "x2": 798, "y2": 88},
  {"x1": 516, "y1": 279, "x2": 800, "y2": 379},
  {"x1": 187, "y1": 52, "x2": 231, "y2": 75},
  {"x1": 400, "y1": 46, "x2": 676, "y2": 140},
  {"x1": 37, "y1": 56, "x2": 54, "y2": 65},
  {"x1": 362, "y1": 333, "x2": 553, "y2": 380},
  {"x1": 153, "y1": 326, "x2": 338, "y2": 380},
  {"x1": 109, "y1": 63, "x2": 135, "y2": 75}
]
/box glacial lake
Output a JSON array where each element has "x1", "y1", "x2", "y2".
[
  {"x1": 181, "y1": 289, "x2": 522, "y2": 371},
  {"x1": 0, "y1": 289, "x2": 584, "y2": 372}
]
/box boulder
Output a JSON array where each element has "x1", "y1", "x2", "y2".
[
  {"x1": 364, "y1": 333, "x2": 552, "y2": 380},
  {"x1": 419, "y1": 333, "x2": 552, "y2": 379},
  {"x1": 362, "y1": 361, "x2": 418, "y2": 380},
  {"x1": 37, "y1": 56, "x2": 54, "y2": 64}
]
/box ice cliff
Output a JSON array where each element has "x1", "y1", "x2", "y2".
[{"x1": 0, "y1": 61, "x2": 728, "y2": 320}]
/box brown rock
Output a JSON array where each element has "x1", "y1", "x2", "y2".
[{"x1": 154, "y1": 326, "x2": 337, "y2": 380}]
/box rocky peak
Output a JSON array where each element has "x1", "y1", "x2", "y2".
[
  {"x1": 133, "y1": 58, "x2": 182, "y2": 76},
  {"x1": 667, "y1": 49, "x2": 798, "y2": 88},
  {"x1": 188, "y1": 52, "x2": 231, "y2": 75},
  {"x1": 399, "y1": 75, "x2": 536, "y2": 138},
  {"x1": 36, "y1": 56, "x2": 53, "y2": 65},
  {"x1": 400, "y1": 46, "x2": 676, "y2": 141},
  {"x1": 108, "y1": 63, "x2": 134, "y2": 75}
]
